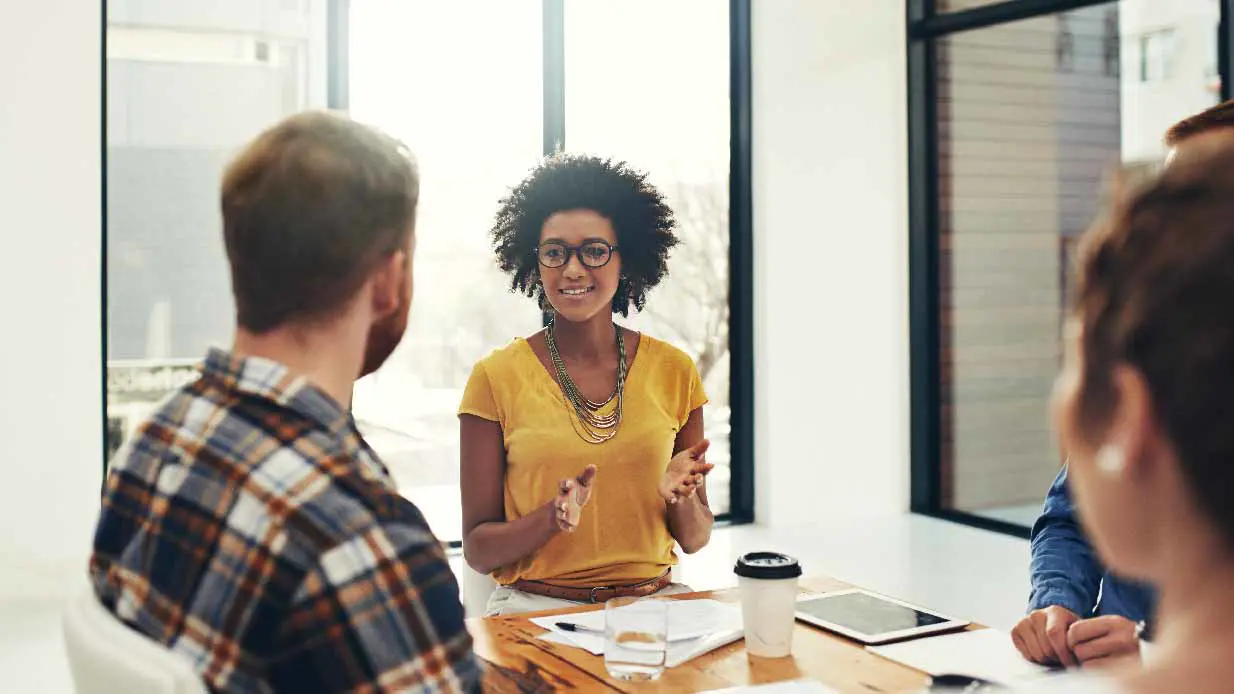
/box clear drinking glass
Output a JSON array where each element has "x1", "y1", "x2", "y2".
[{"x1": 604, "y1": 596, "x2": 668, "y2": 681}]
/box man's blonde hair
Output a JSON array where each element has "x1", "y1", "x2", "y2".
[{"x1": 221, "y1": 111, "x2": 419, "y2": 332}]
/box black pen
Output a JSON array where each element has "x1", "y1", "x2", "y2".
[{"x1": 555, "y1": 621, "x2": 603, "y2": 634}]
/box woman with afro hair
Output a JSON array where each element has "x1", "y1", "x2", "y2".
[{"x1": 457, "y1": 154, "x2": 714, "y2": 616}]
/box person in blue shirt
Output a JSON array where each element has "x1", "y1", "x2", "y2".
[
  {"x1": 1012, "y1": 99, "x2": 1234, "y2": 669},
  {"x1": 1014, "y1": 463, "x2": 1156, "y2": 667}
]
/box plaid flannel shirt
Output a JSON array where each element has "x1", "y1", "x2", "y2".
[{"x1": 90, "y1": 348, "x2": 481, "y2": 693}]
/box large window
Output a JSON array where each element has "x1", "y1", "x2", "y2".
[
  {"x1": 104, "y1": 1, "x2": 754, "y2": 542},
  {"x1": 104, "y1": 1, "x2": 329, "y2": 459},
  {"x1": 347, "y1": 0, "x2": 748, "y2": 534},
  {"x1": 562, "y1": 0, "x2": 734, "y2": 514},
  {"x1": 909, "y1": 0, "x2": 1231, "y2": 533},
  {"x1": 346, "y1": 0, "x2": 545, "y2": 544}
]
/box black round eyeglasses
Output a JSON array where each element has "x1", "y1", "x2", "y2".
[{"x1": 535, "y1": 240, "x2": 619, "y2": 269}]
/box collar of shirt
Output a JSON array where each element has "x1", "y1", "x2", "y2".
[
  {"x1": 199, "y1": 347, "x2": 396, "y2": 491},
  {"x1": 201, "y1": 347, "x2": 350, "y2": 433}
]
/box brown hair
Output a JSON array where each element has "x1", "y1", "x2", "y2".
[
  {"x1": 1164, "y1": 99, "x2": 1234, "y2": 146},
  {"x1": 1072, "y1": 134, "x2": 1234, "y2": 548},
  {"x1": 221, "y1": 110, "x2": 419, "y2": 333}
]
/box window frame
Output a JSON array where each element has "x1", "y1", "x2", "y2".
[
  {"x1": 1137, "y1": 28, "x2": 1177, "y2": 84},
  {"x1": 907, "y1": 0, "x2": 1234, "y2": 538},
  {"x1": 99, "y1": 0, "x2": 756, "y2": 530}
]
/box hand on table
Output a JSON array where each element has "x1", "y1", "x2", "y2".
[
  {"x1": 1012, "y1": 605, "x2": 1081, "y2": 667},
  {"x1": 1068, "y1": 615, "x2": 1141, "y2": 668},
  {"x1": 1013, "y1": 608, "x2": 1140, "y2": 668},
  {"x1": 553, "y1": 465, "x2": 596, "y2": 533},
  {"x1": 659, "y1": 439, "x2": 714, "y2": 505}
]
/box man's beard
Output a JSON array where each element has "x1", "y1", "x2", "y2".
[
  {"x1": 359, "y1": 310, "x2": 406, "y2": 378},
  {"x1": 359, "y1": 270, "x2": 411, "y2": 379}
]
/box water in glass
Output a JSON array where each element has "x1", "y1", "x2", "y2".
[{"x1": 604, "y1": 596, "x2": 668, "y2": 681}]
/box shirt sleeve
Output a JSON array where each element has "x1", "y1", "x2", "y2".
[
  {"x1": 1028, "y1": 463, "x2": 1103, "y2": 618},
  {"x1": 270, "y1": 523, "x2": 482, "y2": 693},
  {"x1": 680, "y1": 356, "x2": 709, "y2": 429},
  {"x1": 458, "y1": 360, "x2": 500, "y2": 423}
]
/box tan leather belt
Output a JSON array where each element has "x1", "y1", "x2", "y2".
[{"x1": 510, "y1": 570, "x2": 672, "y2": 604}]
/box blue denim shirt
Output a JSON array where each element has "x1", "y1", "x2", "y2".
[{"x1": 1029, "y1": 464, "x2": 1156, "y2": 626}]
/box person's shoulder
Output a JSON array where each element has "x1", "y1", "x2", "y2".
[
  {"x1": 301, "y1": 493, "x2": 451, "y2": 575},
  {"x1": 472, "y1": 335, "x2": 534, "y2": 374},
  {"x1": 265, "y1": 447, "x2": 441, "y2": 555},
  {"x1": 106, "y1": 379, "x2": 224, "y2": 474},
  {"x1": 142, "y1": 408, "x2": 388, "y2": 556},
  {"x1": 118, "y1": 375, "x2": 330, "y2": 482},
  {"x1": 105, "y1": 396, "x2": 339, "y2": 560},
  {"x1": 638, "y1": 333, "x2": 699, "y2": 374}
]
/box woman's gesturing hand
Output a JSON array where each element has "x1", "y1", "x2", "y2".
[
  {"x1": 554, "y1": 465, "x2": 597, "y2": 532},
  {"x1": 659, "y1": 439, "x2": 713, "y2": 505}
]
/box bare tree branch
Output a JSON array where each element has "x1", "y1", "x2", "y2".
[{"x1": 638, "y1": 180, "x2": 730, "y2": 396}]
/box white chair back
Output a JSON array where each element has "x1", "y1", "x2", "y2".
[
  {"x1": 62, "y1": 592, "x2": 207, "y2": 694},
  {"x1": 462, "y1": 564, "x2": 497, "y2": 618}
]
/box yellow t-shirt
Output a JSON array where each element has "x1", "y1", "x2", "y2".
[{"x1": 458, "y1": 333, "x2": 708, "y2": 587}]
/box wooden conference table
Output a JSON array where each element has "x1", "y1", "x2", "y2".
[{"x1": 469, "y1": 575, "x2": 977, "y2": 693}]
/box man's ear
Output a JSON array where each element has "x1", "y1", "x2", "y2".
[
  {"x1": 370, "y1": 250, "x2": 407, "y2": 317},
  {"x1": 1107, "y1": 364, "x2": 1157, "y2": 478}
]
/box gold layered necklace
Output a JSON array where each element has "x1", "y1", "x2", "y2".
[{"x1": 544, "y1": 320, "x2": 626, "y2": 444}]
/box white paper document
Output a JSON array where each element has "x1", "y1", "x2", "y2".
[
  {"x1": 533, "y1": 598, "x2": 743, "y2": 642},
  {"x1": 867, "y1": 628, "x2": 1057, "y2": 686},
  {"x1": 532, "y1": 598, "x2": 745, "y2": 667},
  {"x1": 538, "y1": 627, "x2": 744, "y2": 668}
]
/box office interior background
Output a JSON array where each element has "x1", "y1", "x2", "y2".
[{"x1": 1, "y1": 0, "x2": 1230, "y2": 691}]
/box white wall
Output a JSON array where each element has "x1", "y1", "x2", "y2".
[
  {"x1": 0, "y1": 0, "x2": 103, "y2": 600},
  {"x1": 752, "y1": 1, "x2": 910, "y2": 526}
]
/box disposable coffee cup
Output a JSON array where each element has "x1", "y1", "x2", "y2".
[{"x1": 734, "y1": 552, "x2": 802, "y2": 658}]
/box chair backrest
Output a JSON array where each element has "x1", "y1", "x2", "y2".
[
  {"x1": 462, "y1": 564, "x2": 497, "y2": 618},
  {"x1": 62, "y1": 592, "x2": 208, "y2": 694}
]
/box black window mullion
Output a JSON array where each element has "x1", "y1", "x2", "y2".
[
  {"x1": 101, "y1": 1, "x2": 111, "y2": 491},
  {"x1": 727, "y1": 0, "x2": 754, "y2": 524},
  {"x1": 1222, "y1": 0, "x2": 1233, "y2": 102},
  {"x1": 914, "y1": 0, "x2": 1109, "y2": 39},
  {"x1": 907, "y1": 0, "x2": 941, "y2": 515}
]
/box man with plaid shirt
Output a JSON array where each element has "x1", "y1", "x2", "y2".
[{"x1": 90, "y1": 111, "x2": 481, "y2": 693}]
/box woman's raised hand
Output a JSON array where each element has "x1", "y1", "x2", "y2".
[
  {"x1": 659, "y1": 439, "x2": 713, "y2": 505},
  {"x1": 553, "y1": 465, "x2": 597, "y2": 532}
]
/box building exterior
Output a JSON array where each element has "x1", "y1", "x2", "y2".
[
  {"x1": 1119, "y1": 0, "x2": 1223, "y2": 164},
  {"x1": 940, "y1": 0, "x2": 1222, "y2": 520}
]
